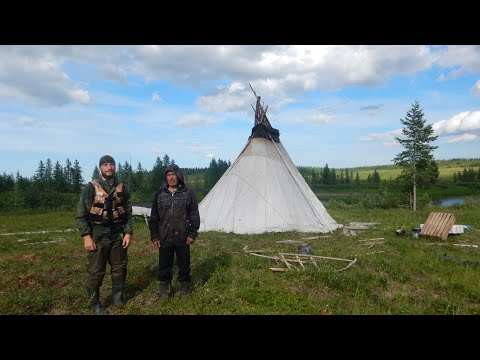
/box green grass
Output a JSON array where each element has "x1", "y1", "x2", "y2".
[
  {"x1": 352, "y1": 166, "x2": 473, "y2": 181},
  {"x1": 1, "y1": 204, "x2": 480, "y2": 315}
]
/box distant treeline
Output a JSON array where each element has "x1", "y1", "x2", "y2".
[
  {"x1": 453, "y1": 168, "x2": 480, "y2": 183},
  {"x1": 1, "y1": 157, "x2": 479, "y2": 212},
  {"x1": 298, "y1": 165, "x2": 381, "y2": 186},
  {"x1": 0, "y1": 155, "x2": 230, "y2": 212}
]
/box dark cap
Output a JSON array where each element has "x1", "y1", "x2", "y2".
[{"x1": 99, "y1": 155, "x2": 115, "y2": 167}]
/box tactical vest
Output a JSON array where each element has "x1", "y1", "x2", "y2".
[{"x1": 88, "y1": 180, "x2": 127, "y2": 225}]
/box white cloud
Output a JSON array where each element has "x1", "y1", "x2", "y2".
[
  {"x1": 132, "y1": 45, "x2": 435, "y2": 111},
  {"x1": 151, "y1": 147, "x2": 165, "y2": 155},
  {"x1": 68, "y1": 88, "x2": 92, "y2": 104},
  {"x1": 205, "y1": 153, "x2": 214, "y2": 158},
  {"x1": 359, "y1": 129, "x2": 402, "y2": 147},
  {"x1": 0, "y1": 46, "x2": 95, "y2": 106},
  {"x1": 196, "y1": 82, "x2": 253, "y2": 112},
  {"x1": 303, "y1": 113, "x2": 332, "y2": 123},
  {"x1": 471, "y1": 80, "x2": 480, "y2": 98},
  {"x1": 364, "y1": 111, "x2": 480, "y2": 149},
  {"x1": 173, "y1": 114, "x2": 224, "y2": 127},
  {"x1": 360, "y1": 104, "x2": 384, "y2": 116},
  {"x1": 0, "y1": 45, "x2": 443, "y2": 110},
  {"x1": 445, "y1": 133, "x2": 478, "y2": 143},
  {"x1": 187, "y1": 145, "x2": 216, "y2": 153},
  {"x1": 432, "y1": 111, "x2": 480, "y2": 136},
  {"x1": 435, "y1": 45, "x2": 480, "y2": 74},
  {"x1": 436, "y1": 67, "x2": 464, "y2": 82},
  {"x1": 99, "y1": 64, "x2": 128, "y2": 84},
  {"x1": 152, "y1": 91, "x2": 162, "y2": 102},
  {"x1": 15, "y1": 115, "x2": 37, "y2": 127}
]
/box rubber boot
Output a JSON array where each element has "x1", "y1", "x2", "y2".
[
  {"x1": 159, "y1": 281, "x2": 171, "y2": 299},
  {"x1": 112, "y1": 283, "x2": 125, "y2": 307},
  {"x1": 88, "y1": 289, "x2": 106, "y2": 315},
  {"x1": 179, "y1": 282, "x2": 191, "y2": 297}
]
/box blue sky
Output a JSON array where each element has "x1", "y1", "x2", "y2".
[{"x1": 1, "y1": 45, "x2": 479, "y2": 178}]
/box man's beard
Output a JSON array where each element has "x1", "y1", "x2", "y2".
[{"x1": 101, "y1": 170, "x2": 115, "y2": 179}]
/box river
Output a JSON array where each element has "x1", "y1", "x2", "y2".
[{"x1": 435, "y1": 197, "x2": 465, "y2": 207}]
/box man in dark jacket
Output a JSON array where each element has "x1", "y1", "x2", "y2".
[
  {"x1": 76, "y1": 155, "x2": 133, "y2": 314},
  {"x1": 149, "y1": 163, "x2": 200, "y2": 298}
]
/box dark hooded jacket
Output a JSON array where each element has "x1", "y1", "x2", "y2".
[{"x1": 148, "y1": 164, "x2": 200, "y2": 246}]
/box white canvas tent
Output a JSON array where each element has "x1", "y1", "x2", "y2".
[{"x1": 199, "y1": 87, "x2": 341, "y2": 234}]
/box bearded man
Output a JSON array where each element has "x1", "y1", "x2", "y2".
[{"x1": 76, "y1": 155, "x2": 133, "y2": 315}]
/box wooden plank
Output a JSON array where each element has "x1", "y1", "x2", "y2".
[
  {"x1": 420, "y1": 212, "x2": 455, "y2": 240},
  {"x1": 278, "y1": 253, "x2": 353, "y2": 262},
  {"x1": 279, "y1": 254, "x2": 292, "y2": 269},
  {"x1": 420, "y1": 212, "x2": 441, "y2": 236},
  {"x1": 436, "y1": 213, "x2": 452, "y2": 238},
  {"x1": 439, "y1": 214, "x2": 456, "y2": 240},
  {"x1": 338, "y1": 258, "x2": 358, "y2": 272},
  {"x1": 296, "y1": 256, "x2": 305, "y2": 269},
  {"x1": 429, "y1": 212, "x2": 443, "y2": 235},
  {"x1": 310, "y1": 258, "x2": 320, "y2": 270},
  {"x1": 432, "y1": 213, "x2": 447, "y2": 238},
  {"x1": 420, "y1": 212, "x2": 437, "y2": 237},
  {"x1": 435, "y1": 213, "x2": 450, "y2": 237},
  {"x1": 439, "y1": 213, "x2": 452, "y2": 239},
  {"x1": 270, "y1": 267, "x2": 287, "y2": 272},
  {"x1": 428, "y1": 212, "x2": 441, "y2": 234},
  {"x1": 419, "y1": 213, "x2": 435, "y2": 235}
]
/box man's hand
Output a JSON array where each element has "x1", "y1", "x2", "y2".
[
  {"x1": 122, "y1": 233, "x2": 132, "y2": 249},
  {"x1": 83, "y1": 235, "x2": 96, "y2": 251},
  {"x1": 152, "y1": 240, "x2": 161, "y2": 248},
  {"x1": 186, "y1": 236, "x2": 195, "y2": 245}
]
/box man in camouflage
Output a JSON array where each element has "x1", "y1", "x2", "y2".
[{"x1": 76, "y1": 155, "x2": 133, "y2": 315}]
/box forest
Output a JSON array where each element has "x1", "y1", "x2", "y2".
[{"x1": 1, "y1": 156, "x2": 480, "y2": 212}]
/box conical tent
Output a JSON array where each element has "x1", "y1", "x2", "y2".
[{"x1": 199, "y1": 88, "x2": 341, "y2": 234}]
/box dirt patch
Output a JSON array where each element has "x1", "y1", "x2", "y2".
[
  {"x1": 18, "y1": 275, "x2": 38, "y2": 287},
  {"x1": 21, "y1": 254, "x2": 40, "y2": 261}
]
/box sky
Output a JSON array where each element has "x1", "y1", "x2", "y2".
[{"x1": 1, "y1": 45, "x2": 479, "y2": 178}]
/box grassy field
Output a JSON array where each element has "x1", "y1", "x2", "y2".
[
  {"x1": 353, "y1": 166, "x2": 472, "y2": 181},
  {"x1": 1, "y1": 203, "x2": 480, "y2": 315}
]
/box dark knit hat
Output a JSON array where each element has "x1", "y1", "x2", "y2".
[{"x1": 99, "y1": 155, "x2": 115, "y2": 167}]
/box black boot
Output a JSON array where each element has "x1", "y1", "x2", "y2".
[
  {"x1": 112, "y1": 283, "x2": 125, "y2": 307},
  {"x1": 159, "y1": 281, "x2": 171, "y2": 299},
  {"x1": 179, "y1": 282, "x2": 191, "y2": 297},
  {"x1": 87, "y1": 289, "x2": 106, "y2": 315}
]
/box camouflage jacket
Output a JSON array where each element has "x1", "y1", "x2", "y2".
[{"x1": 76, "y1": 177, "x2": 133, "y2": 237}]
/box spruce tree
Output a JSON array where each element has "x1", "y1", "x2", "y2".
[
  {"x1": 322, "y1": 164, "x2": 330, "y2": 185},
  {"x1": 151, "y1": 156, "x2": 164, "y2": 191},
  {"x1": 44, "y1": 158, "x2": 53, "y2": 185},
  {"x1": 345, "y1": 169, "x2": 350, "y2": 184},
  {"x1": 92, "y1": 166, "x2": 100, "y2": 180},
  {"x1": 393, "y1": 100, "x2": 438, "y2": 211},
  {"x1": 162, "y1": 154, "x2": 171, "y2": 168},
  {"x1": 34, "y1": 160, "x2": 45, "y2": 182},
  {"x1": 53, "y1": 161, "x2": 65, "y2": 191},
  {"x1": 72, "y1": 160, "x2": 84, "y2": 193},
  {"x1": 64, "y1": 158, "x2": 72, "y2": 191}
]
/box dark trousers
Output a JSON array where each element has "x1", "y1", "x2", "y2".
[
  {"x1": 159, "y1": 244, "x2": 191, "y2": 283},
  {"x1": 86, "y1": 233, "x2": 128, "y2": 292}
]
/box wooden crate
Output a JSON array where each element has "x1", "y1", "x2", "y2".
[{"x1": 419, "y1": 212, "x2": 456, "y2": 240}]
